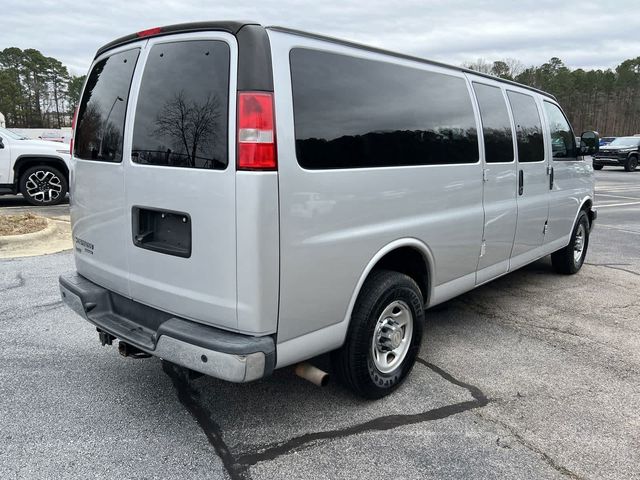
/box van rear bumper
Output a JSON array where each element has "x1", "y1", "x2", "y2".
[{"x1": 59, "y1": 273, "x2": 275, "y2": 382}]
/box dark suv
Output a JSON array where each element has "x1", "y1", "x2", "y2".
[{"x1": 592, "y1": 136, "x2": 640, "y2": 171}]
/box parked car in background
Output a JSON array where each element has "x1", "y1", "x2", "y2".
[
  {"x1": 0, "y1": 126, "x2": 70, "y2": 205},
  {"x1": 592, "y1": 136, "x2": 639, "y2": 171},
  {"x1": 39, "y1": 132, "x2": 66, "y2": 143},
  {"x1": 599, "y1": 136, "x2": 616, "y2": 146}
]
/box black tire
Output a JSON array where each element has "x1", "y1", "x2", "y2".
[
  {"x1": 19, "y1": 165, "x2": 68, "y2": 206},
  {"x1": 551, "y1": 211, "x2": 590, "y2": 274},
  {"x1": 593, "y1": 165, "x2": 604, "y2": 171},
  {"x1": 332, "y1": 270, "x2": 424, "y2": 399},
  {"x1": 624, "y1": 155, "x2": 638, "y2": 172}
]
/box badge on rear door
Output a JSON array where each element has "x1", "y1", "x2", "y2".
[{"x1": 75, "y1": 236, "x2": 94, "y2": 255}]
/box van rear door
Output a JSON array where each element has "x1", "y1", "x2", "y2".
[
  {"x1": 124, "y1": 34, "x2": 237, "y2": 330},
  {"x1": 72, "y1": 32, "x2": 238, "y2": 331},
  {"x1": 72, "y1": 45, "x2": 141, "y2": 297}
]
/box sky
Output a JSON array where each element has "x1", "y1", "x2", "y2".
[{"x1": 2, "y1": 0, "x2": 639, "y2": 76}]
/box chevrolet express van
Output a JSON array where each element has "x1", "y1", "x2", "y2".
[{"x1": 59, "y1": 22, "x2": 599, "y2": 398}]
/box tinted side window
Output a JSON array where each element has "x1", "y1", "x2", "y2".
[
  {"x1": 543, "y1": 102, "x2": 577, "y2": 160},
  {"x1": 291, "y1": 49, "x2": 478, "y2": 169},
  {"x1": 507, "y1": 91, "x2": 544, "y2": 163},
  {"x1": 132, "y1": 40, "x2": 229, "y2": 170},
  {"x1": 473, "y1": 83, "x2": 514, "y2": 163},
  {"x1": 75, "y1": 49, "x2": 139, "y2": 162}
]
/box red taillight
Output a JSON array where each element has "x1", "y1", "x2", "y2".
[
  {"x1": 70, "y1": 106, "x2": 78, "y2": 156},
  {"x1": 136, "y1": 27, "x2": 162, "y2": 38},
  {"x1": 237, "y1": 92, "x2": 277, "y2": 170}
]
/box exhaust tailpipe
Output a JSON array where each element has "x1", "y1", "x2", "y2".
[{"x1": 295, "y1": 362, "x2": 329, "y2": 387}]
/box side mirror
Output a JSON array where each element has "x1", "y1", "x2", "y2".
[{"x1": 580, "y1": 131, "x2": 599, "y2": 155}]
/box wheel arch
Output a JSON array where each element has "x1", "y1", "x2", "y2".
[
  {"x1": 13, "y1": 155, "x2": 69, "y2": 185},
  {"x1": 577, "y1": 196, "x2": 595, "y2": 227},
  {"x1": 343, "y1": 238, "x2": 435, "y2": 327},
  {"x1": 276, "y1": 239, "x2": 436, "y2": 369}
]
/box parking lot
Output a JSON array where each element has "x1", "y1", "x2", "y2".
[{"x1": 1, "y1": 169, "x2": 639, "y2": 480}]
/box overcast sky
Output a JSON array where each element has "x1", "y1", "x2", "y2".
[{"x1": 3, "y1": 0, "x2": 639, "y2": 76}]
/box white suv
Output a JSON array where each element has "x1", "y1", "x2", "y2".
[{"x1": 0, "y1": 127, "x2": 71, "y2": 206}]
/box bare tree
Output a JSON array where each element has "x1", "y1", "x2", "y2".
[
  {"x1": 153, "y1": 91, "x2": 221, "y2": 167},
  {"x1": 504, "y1": 58, "x2": 525, "y2": 78},
  {"x1": 462, "y1": 58, "x2": 493, "y2": 75}
]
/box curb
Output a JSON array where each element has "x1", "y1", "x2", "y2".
[{"x1": 0, "y1": 218, "x2": 55, "y2": 247}]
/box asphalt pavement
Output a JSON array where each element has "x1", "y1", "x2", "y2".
[
  {"x1": 0, "y1": 195, "x2": 69, "y2": 219},
  {"x1": 0, "y1": 169, "x2": 639, "y2": 479}
]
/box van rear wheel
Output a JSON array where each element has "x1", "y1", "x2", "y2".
[
  {"x1": 551, "y1": 211, "x2": 590, "y2": 274},
  {"x1": 332, "y1": 270, "x2": 424, "y2": 399}
]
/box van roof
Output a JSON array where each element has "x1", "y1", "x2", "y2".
[
  {"x1": 95, "y1": 21, "x2": 555, "y2": 101},
  {"x1": 95, "y1": 21, "x2": 258, "y2": 57}
]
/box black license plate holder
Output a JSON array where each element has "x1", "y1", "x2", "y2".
[{"x1": 132, "y1": 206, "x2": 191, "y2": 258}]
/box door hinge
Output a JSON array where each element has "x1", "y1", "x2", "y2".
[
  {"x1": 546, "y1": 165, "x2": 553, "y2": 175},
  {"x1": 483, "y1": 169, "x2": 489, "y2": 182},
  {"x1": 480, "y1": 241, "x2": 486, "y2": 257},
  {"x1": 543, "y1": 222, "x2": 549, "y2": 235}
]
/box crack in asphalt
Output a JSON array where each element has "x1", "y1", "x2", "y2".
[
  {"x1": 459, "y1": 297, "x2": 618, "y2": 351},
  {"x1": 585, "y1": 262, "x2": 640, "y2": 277},
  {"x1": 0, "y1": 299, "x2": 64, "y2": 321},
  {"x1": 166, "y1": 358, "x2": 488, "y2": 479},
  {"x1": 477, "y1": 412, "x2": 585, "y2": 479},
  {"x1": 163, "y1": 361, "x2": 247, "y2": 480}
]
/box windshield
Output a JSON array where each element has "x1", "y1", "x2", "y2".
[
  {"x1": 0, "y1": 127, "x2": 27, "y2": 140},
  {"x1": 608, "y1": 137, "x2": 640, "y2": 148}
]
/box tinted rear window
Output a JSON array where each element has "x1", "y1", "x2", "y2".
[
  {"x1": 473, "y1": 83, "x2": 514, "y2": 163},
  {"x1": 132, "y1": 40, "x2": 229, "y2": 170},
  {"x1": 507, "y1": 91, "x2": 544, "y2": 163},
  {"x1": 291, "y1": 49, "x2": 478, "y2": 169},
  {"x1": 74, "y1": 49, "x2": 139, "y2": 162}
]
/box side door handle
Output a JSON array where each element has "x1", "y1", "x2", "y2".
[
  {"x1": 549, "y1": 166, "x2": 554, "y2": 190},
  {"x1": 518, "y1": 169, "x2": 524, "y2": 195}
]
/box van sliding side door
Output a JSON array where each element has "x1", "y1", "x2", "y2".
[{"x1": 471, "y1": 80, "x2": 518, "y2": 284}]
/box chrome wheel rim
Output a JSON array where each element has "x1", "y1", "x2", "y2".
[
  {"x1": 371, "y1": 300, "x2": 413, "y2": 374},
  {"x1": 573, "y1": 224, "x2": 586, "y2": 264},
  {"x1": 26, "y1": 170, "x2": 62, "y2": 203}
]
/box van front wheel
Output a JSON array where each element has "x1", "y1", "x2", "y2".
[
  {"x1": 551, "y1": 211, "x2": 590, "y2": 274},
  {"x1": 332, "y1": 270, "x2": 424, "y2": 399}
]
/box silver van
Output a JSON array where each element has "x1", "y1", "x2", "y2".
[{"x1": 59, "y1": 22, "x2": 599, "y2": 398}]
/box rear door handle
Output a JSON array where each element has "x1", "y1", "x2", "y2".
[
  {"x1": 518, "y1": 169, "x2": 524, "y2": 195},
  {"x1": 549, "y1": 166, "x2": 554, "y2": 190}
]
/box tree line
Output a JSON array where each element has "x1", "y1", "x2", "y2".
[
  {"x1": 463, "y1": 56, "x2": 640, "y2": 136},
  {"x1": 1, "y1": 46, "x2": 639, "y2": 137},
  {"x1": 0, "y1": 47, "x2": 85, "y2": 129}
]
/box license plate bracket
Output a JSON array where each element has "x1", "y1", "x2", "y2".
[{"x1": 132, "y1": 206, "x2": 192, "y2": 258}]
